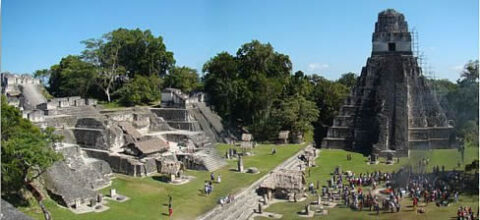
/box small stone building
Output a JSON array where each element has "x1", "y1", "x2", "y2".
[
  {"x1": 259, "y1": 169, "x2": 306, "y2": 200},
  {"x1": 156, "y1": 157, "x2": 183, "y2": 181},
  {"x1": 278, "y1": 130, "x2": 290, "y2": 144}
]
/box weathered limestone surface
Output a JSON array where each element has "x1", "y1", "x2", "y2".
[
  {"x1": 1, "y1": 199, "x2": 34, "y2": 220},
  {"x1": 321, "y1": 9, "x2": 453, "y2": 156},
  {"x1": 43, "y1": 144, "x2": 112, "y2": 207},
  {"x1": 83, "y1": 149, "x2": 158, "y2": 177}
]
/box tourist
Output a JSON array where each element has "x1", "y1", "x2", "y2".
[
  {"x1": 217, "y1": 175, "x2": 222, "y2": 183},
  {"x1": 168, "y1": 206, "x2": 173, "y2": 218},
  {"x1": 454, "y1": 191, "x2": 459, "y2": 203},
  {"x1": 309, "y1": 182, "x2": 315, "y2": 194},
  {"x1": 413, "y1": 196, "x2": 418, "y2": 211},
  {"x1": 210, "y1": 172, "x2": 215, "y2": 181},
  {"x1": 204, "y1": 182, "x2": 209, "y2": 194},
  {"x1": 271, "y1": 148, "x2": 276, "y2": 155},
  {"x1": 209, "y1": 181, "x2": 214, "y2": 193}
]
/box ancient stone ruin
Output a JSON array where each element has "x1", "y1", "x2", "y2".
[
  {"x1": 1, "y1": 74, "x2": 229, "y2": 212},
  {"x1": 322, "y1": 9, "x2": 453, "y2": 156}
]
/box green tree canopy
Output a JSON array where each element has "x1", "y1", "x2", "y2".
[
  {"x1": 165, "y1": 66, "x2": 201, "y2": 93},
  {"x1": 309, "y1": 75, "x2": 349, "y2": 144},
  {"x1": 272, "y1": 95, "x2": 319, "y2": 136},
  {"x1": 203, "y1": 40, "x2": 292, "y2": 139},
  {"x1": 285, "y1": 71, "x2": 313, "y2": 97},
  {"x1": 1, "y1": 96, "x2": 62, "y2": 194},
  {"x1": 48, "y1": 55, "x2": 97, "y2": 98},
  {"x1": 115, "y1": 74, "x2": 163, "y2": 106},
  {"x1": 337, "y1": 72, "x2": 358, "y2": 89},
  {"x1": 105, "y1": 28, "x2": 175, "y2": 77},
  {"x1": 203, "y1": 52, "x2": 240, "y2": 125}
]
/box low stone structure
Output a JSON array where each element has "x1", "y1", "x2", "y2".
[
  {"x1": 259, "y1": 169, "x2": 306, "y2": 200},
  {"x1": 277, "y1": 131, "x2": 290, "y2": 144},
  {"x1": 123, "y1": 137, "x2": 169, "y2": 158},
  {"x1": 156, "y1": 157, "x2": 183, "y2": 181}
]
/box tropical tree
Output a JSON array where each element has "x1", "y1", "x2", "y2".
[
  {"x1": 109, "y1": 28, "x2": 175, "y2": 77},
  {"x1": 203, "y1": 40, "x2": 292, "y2": 139},
  {"x1": 1, "y1": 95, "x2": 62, "y2": 195},
  {"x1": 82, "y1": 34, "x2": 125, "y2": 102},
  {"x1": 337, "y1": 72, "x2": 358, "y2": 89},
  {"x1": 165, "y1": 66, "x2": 201, "y2": 93},
  {"x1": 48, "y1": 55, "x2": 97, "y2": 98},
  {"x1": 203, "y1": 52, "x2": 239, "y2": 125},
  {"x1": 272, "y1": 95, "x2": 319, "y2": 136},
  {"x1": 310, "y1": 75, "x2": 349, "y2": 144},
  {"x1": 115, "y1": 74, "x2": 163, "y2": 106}
]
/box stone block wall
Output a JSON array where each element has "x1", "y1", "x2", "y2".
[{"x1": 83, "y1": 149, "x2": 158, "y2": 177}]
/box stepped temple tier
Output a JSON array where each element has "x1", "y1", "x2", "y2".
[{"x1": 321, "y1": 9, "x2": 454, "y2": 157}]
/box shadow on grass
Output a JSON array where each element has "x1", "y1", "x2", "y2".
[{"x1": 152, "y1": 176, "x2": 170, "y2": 183}]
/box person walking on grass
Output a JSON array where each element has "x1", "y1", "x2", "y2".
[{"x1": 168, "y1": 206, "x2": 173, "y2": 218}]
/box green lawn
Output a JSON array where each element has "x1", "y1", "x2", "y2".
[
  {"x1": 20, "y1": 144, "x2": 305, "y2": 220},
  {"x1": 257, "y1": 147, "x2": 479, "y2": 220}
]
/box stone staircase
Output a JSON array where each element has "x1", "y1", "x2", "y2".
[
  {"x1": 195, "y1": 148, "x2": 227, "y2": 171},
  {"x1": 53, "y1": 105, "x2": 99, "y2": 116},
  {"x1": 205, "y1": 187, "x2": 261, "y2": 220},
  {"x1": 189, "y1": 106, "x2": 223, "y2": 143}
]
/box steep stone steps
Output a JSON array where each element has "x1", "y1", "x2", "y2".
[
  {"x1": 196, "y1": 149, "x2": 227, "y2": 171},
  {"x1": 54, "y1": 105, "x2": 99, "y2": 116}
]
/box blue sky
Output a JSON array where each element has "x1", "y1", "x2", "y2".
[{"x1": 1, "y1": 0, "x2": 478, "y2": 81}]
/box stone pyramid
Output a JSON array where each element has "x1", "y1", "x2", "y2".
[{"x1": 321, "y1": 9, "x2": 453, "y2": 156}]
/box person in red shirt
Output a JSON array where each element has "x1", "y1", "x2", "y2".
[{"x1": 169, "y1": 207, "x2": 173, "y2": 218}]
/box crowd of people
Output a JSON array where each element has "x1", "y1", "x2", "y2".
[
  {"x1": 318, "y1": 160, "x2": 478, "y2": 219},
  {"x1": 457, "y1": 206, "x2": 476, "y2": 220}
]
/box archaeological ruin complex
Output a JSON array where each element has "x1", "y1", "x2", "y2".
[{"x1": 1, "y1": 73, "x2": 228, "y2": 211}]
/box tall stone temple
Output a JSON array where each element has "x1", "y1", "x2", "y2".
[{"x1": 321, "y1": 9, "x2": 453, "y2": 157}]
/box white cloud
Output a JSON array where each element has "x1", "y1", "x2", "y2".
[{"x1": 308, "y1": 63, "x2": 329, "y2": 72}]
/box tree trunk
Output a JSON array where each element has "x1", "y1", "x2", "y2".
[
  {"x1": 39, "y1": 201, "x2": 52, "y2": 220},
  {"x1": 26, "y1": 181, "x2": 51, "y2": 220},
  {"x1": 106, "y1": 89, "x2": 111, "y2": 102}
]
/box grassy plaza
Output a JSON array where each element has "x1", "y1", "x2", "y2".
[
  {"x1": 19, "y1": 144, "x2": 305, "y2": 220},
  {"x1": 256, "y1": 147, "x2": 479, "y2": 220}
]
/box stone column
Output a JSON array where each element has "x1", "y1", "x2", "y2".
[
  {"x1": 110, "y1": 188, "x2": 117, "y2": 199},
  {"x1": 238, "y1": 156, "x2": 244, "y2": 172},
  {"x1": 74, "y1": 199, "x2": 81, "y2": 209}
]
